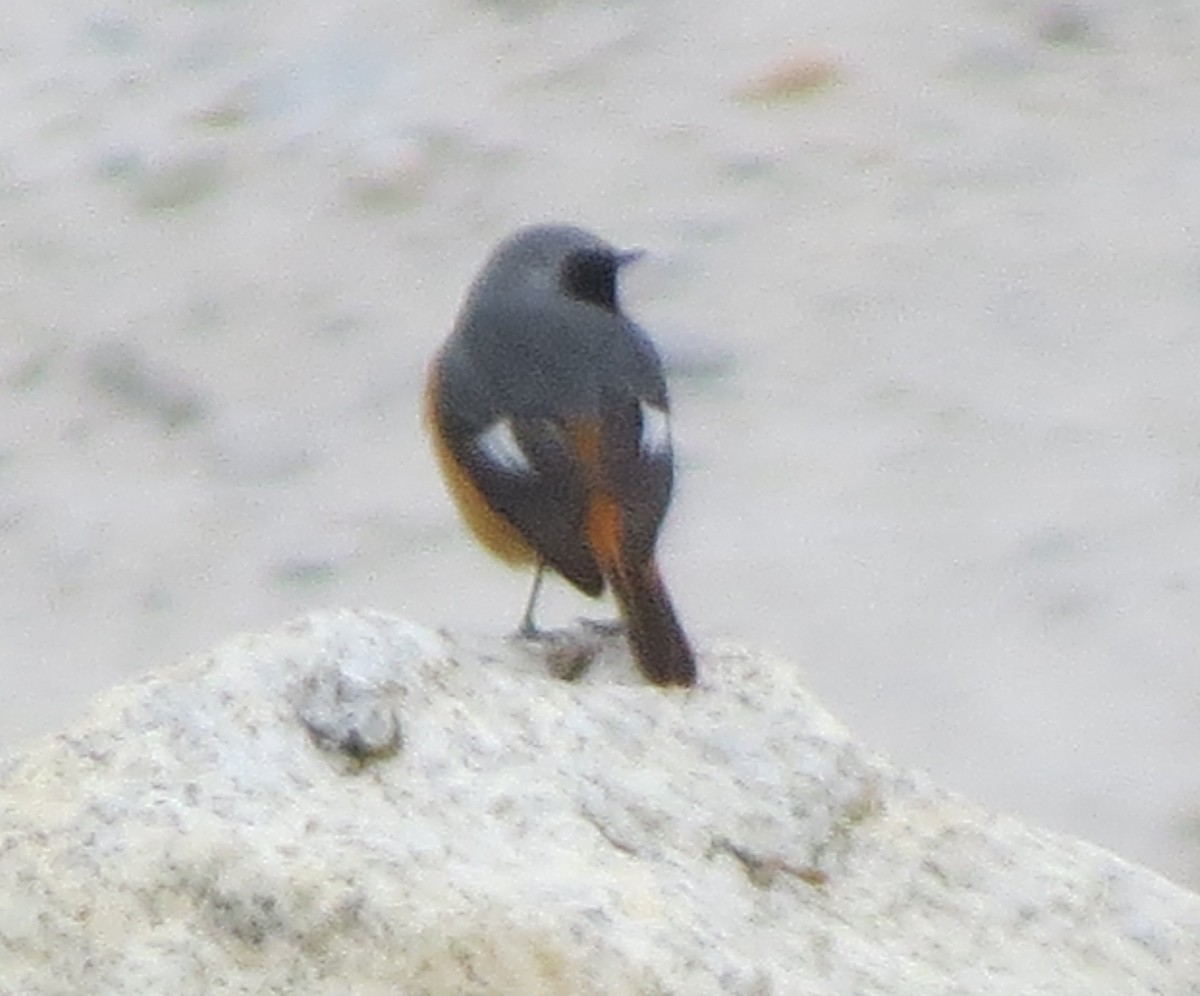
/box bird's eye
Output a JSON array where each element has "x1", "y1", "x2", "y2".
[{"x1": 561, "y1": 249, "x2": 619, "y2": 311}]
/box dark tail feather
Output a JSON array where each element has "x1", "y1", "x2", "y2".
[{"x1": 609, "y1": 560, "x2": 697, "y2": 687}]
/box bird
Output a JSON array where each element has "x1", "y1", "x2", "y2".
[{"x1": 425, "y1": 223, "x2": 696, "y2": 687}]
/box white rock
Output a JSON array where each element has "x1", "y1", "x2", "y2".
[{"x1": 0, "y1": 610, "x2": 1196, "y2": 995}]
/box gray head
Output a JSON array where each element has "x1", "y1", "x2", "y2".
[{"x1": 472, "y1": 224, "x2": 642, "y2": 313}]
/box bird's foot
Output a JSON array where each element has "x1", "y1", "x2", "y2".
[
  {"x1": 510, "y1": 621, "x2": 607, "y2": 682},
  {"x1": 579, "y1": 617, "x2": 625, "y2": 638}
]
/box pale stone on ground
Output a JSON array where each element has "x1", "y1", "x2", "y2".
[{"x1": 0, "y1": 610, "x2": 1197, "y2": 995}]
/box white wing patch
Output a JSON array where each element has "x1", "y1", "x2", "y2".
[
  {"x1": 639, "y1": 401, "x2": 672, "y2": 457},
  {"x1": 475, "y1": 418, "x2": 532, "y2": 474}
]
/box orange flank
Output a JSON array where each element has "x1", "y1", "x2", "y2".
[{"x1": 424, "y1": 358, "x2": 536, "y2": 566}]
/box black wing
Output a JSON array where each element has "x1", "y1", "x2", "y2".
[{"x1": 434, "y1": 338, "x2": 605, "y2": 596}]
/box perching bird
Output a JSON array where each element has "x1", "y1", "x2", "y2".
[{"x1": 426, "y1": 224, "x2": 696, "y2": 687}]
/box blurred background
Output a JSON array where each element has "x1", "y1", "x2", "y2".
[{"x1": 1, "y1": 0, "x2": 1198, "y2": 888}]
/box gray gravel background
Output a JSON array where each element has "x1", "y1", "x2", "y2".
[{"x1": 2, "y1": 0, "x2": 1198, "y2": 887}]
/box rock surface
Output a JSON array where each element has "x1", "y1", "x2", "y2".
[{"x1": 1, "y1": 610, "x2": 1197, "y2": 995}]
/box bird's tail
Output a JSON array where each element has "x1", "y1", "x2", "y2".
[{"x1": 608, "y1": 559, "x2": 696, "y2": 688}]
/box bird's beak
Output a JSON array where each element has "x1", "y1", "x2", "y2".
[{"x1": 616, "y1": 248, "x2": 646, "y2": 268}]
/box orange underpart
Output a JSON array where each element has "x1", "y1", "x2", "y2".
[{"x1": 424, "y1": 357, "x2": 536, "y2": 565}]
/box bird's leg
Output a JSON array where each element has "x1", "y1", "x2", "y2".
[{"x1": 518, "y1": 562, "x2": 546, "y2": 638}]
